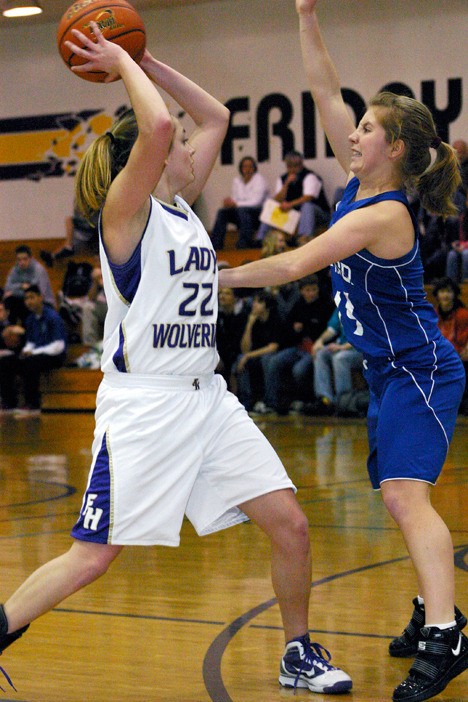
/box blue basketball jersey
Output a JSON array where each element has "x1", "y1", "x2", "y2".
[
  {"x1": 329, "y1": 177, "x2": 441, "y2": 362},
  {"x1": 330, "y1": 178, "x2": 464, "y2": 488}
]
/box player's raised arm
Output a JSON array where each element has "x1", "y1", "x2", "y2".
[
  {"x1": 72, "y1": 23, "x2": 173, "y2": 264},
  {"x1": 140, "y1": 53, "x2": 230, "y2": 205},
  {"x1": 296, "y1": 0, "x2": 355, "y2": 173}
]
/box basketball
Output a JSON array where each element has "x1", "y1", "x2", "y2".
[{"x1": 57, "y1": 0, "x2": 146, "y2": 83}]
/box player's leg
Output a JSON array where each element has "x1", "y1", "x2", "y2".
[
  {"x1": 381, "y1": 480, "x2": 455, "y2": 625},
  {"x1": 381, "y1": 480, "x2": 468, "y2": 702},
  {"x1": 2, "y1": 541, "x2": 122, "y2": 639},
  {"x1": 364, "y1": 351, "x2": 467, "y2": 701},
  {"x1": 239, "y1": 488, "x2": 310, "y2": 641},
  {"x1": 191, "y1": 379, "x2": 352, "y2": 693},
  {"x1": 239, "y1": 489, "x2": 352, "y2": 694}
]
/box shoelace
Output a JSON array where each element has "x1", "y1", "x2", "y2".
[
  {"x1": 0, "y1": 665, "x2": 16, "y2": 693},
  {"x1": 294, "y1": 641, "x2": 333, "y2": 690}
]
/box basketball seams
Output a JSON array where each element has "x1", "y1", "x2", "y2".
[
  {"x1": 57, "y1": 1, "x2": 146, "y2": 82},
  {"x1": 58, "y1": 3, "x2": 143, "y2": 48}
]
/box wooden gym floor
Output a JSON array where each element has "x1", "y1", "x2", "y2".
[{"x1": 0, "y1": 411, "x2": 466, "y2": 702}]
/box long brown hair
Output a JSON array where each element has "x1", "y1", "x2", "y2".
[{"x1": 369, "y1": 92, "x2": 461, "y2": 216}]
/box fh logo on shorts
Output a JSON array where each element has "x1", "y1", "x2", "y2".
[{"x1": 83, "y1": 493, "x2": 103, "y2": 531}]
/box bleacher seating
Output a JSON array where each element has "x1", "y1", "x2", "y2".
[
  {"x1": 1, "y1": 236, "x2": 466, "y2": 411},
  {"x1": 0, "y1": 238, "x2": 101, "y2": 411}
]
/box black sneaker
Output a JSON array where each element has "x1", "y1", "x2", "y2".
[
  {"x1": 393, "y1": 626, "x2": 468, "y2": 702},
  {"x1": 0, "y1": 606, "x2": 29, "y2": 694},
  {"x1": 0, "y1": 625, "x2": 29, "y2": 655},
  {"x1": 302, "y1": 397, "x2": 334, "y2": 416},
  {"x1": 389, "y1": 598, "x2": 467, "y2": 657}
]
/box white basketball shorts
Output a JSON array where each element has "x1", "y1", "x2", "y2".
[{"x1": 71, "y1": 372, "x2": 295, "y2": 546}]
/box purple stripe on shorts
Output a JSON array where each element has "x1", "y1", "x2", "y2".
[{"x1": 71, "y1": 432, "x2": 112, "y2": 543}]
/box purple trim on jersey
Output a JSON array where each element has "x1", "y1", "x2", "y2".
[
  {"x1": 159, "y1": 200, "x2": 188, "y2": 220},
  {"x1": 108, "y1": 240, "x2": 143, "y2": 305},
  {"x1": 71, "y1": 432, "x2": 112, "y2": 544},
  {"x1": 112, "y1": 324, "x2": 127, "y2": 372},
  {"x1": 99, "y1": 199, "x2": 153, "y2": 304}
]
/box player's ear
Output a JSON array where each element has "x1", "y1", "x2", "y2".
[{"x1": 390, "y1": 138, "x2": 405, "y2": 160}]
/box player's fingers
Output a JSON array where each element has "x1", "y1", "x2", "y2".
[
  {"x1": 64, "y1": 40, "x2": 94, "y2": 57},
  {"x1": 70, "y1": 27, "x2": 96, "y2": 46},
  {"x1": 70, "y1": 63, "x2": 94, "y2": 73},
  {"x1": 89, "y1": 20, "x2": 105, "y2": 43}
]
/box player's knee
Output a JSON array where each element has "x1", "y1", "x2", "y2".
[
  {"x1": 281, "y1": 510, "x2": 310, "y2": 555},
  {"x1": 87, "y1": 553, "x2": 113, "y2": 581},
  {"x1": 381, "y1": 487, "x2": 412, "y2": 525},
  {"x1": 68, "y1": 545, "x2": 116, "y2": 587},
  {"x1": 71, "y1": 558, "x2": 106, "y2": 588}
]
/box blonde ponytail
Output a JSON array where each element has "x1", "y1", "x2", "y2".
[{"x1": 74, "y1": 109, "x2": 138, "y2": 222}]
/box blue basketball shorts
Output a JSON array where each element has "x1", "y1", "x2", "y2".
[{"x1": 363, "y1": 338, "x2": 465, "y2": 489}]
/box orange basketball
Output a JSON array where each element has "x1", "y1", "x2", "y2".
[{"x1": 57, "y1": 0, "x2": 146, "y2": 83}]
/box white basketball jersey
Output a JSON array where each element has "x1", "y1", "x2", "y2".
[{"x1": 99, "y1": 195, "x2": 219, "y2": 376}]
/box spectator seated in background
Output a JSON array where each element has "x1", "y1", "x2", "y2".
[
  {"x1": 0, "y1": 285, "x2": 67, "y2": 418},
  {"x1": 210, "y1": 156, "x2": 268, "y2": 250},
  {"x1": 0, "y1": 300, "x2": 24, "y2": 358},
  {"x1": 263, "y1": 275, "x2": 334, "y2": 414},
  {"x1": 70, "y1": 264, "x2": 108, "y2": 369},
  {"x1": 260, "y1": 228, "x2": 289, "y2": 258},
  {"x1": 419, "y1": 207, "x2": 459, "y2": 283},
  {"x1": 216, "y1": 285, "x2": 249, "y2": 391},
  {"x1": 447, "y1": 227, "x2": 468, "y2": 283},
  {"x1": 445, "y1": 139, "x2": 468, "y2": 282},
  {"x1": 234, "y1": 290, "x2": 281, "y2": 413},
  {"x1": 256, "y1": 150, "x2": 330, "y2": 246},
  {"x1": 40, "y1": 203, "x2": 99, "y2": 267},
  {"x1": 432, "y1": 276, "x2": 468, "y2": 415},
  {"x1": 57, "y1": 260, "x2": 95, "y2": 343},
  {"x1": 3, "y1": 245, "x2": 56, "y2": 324},
  {"x1": 261, "y1": 230, "x2": 300, "y2": 321},
  {"x1": 310, "y1": 307, "x2": 365, "y2": 416},
  {"x1": 80, "y1": 264, "x2": 107, "y2": 347}
]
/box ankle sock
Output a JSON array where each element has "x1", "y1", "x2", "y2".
[{"x1": 425, "y1": 620, "x2": 456, "y2": 630}]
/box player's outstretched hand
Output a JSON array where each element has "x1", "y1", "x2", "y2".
[{"x1": 65, "y1": 21, "x2": 125, "y2": 83}]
